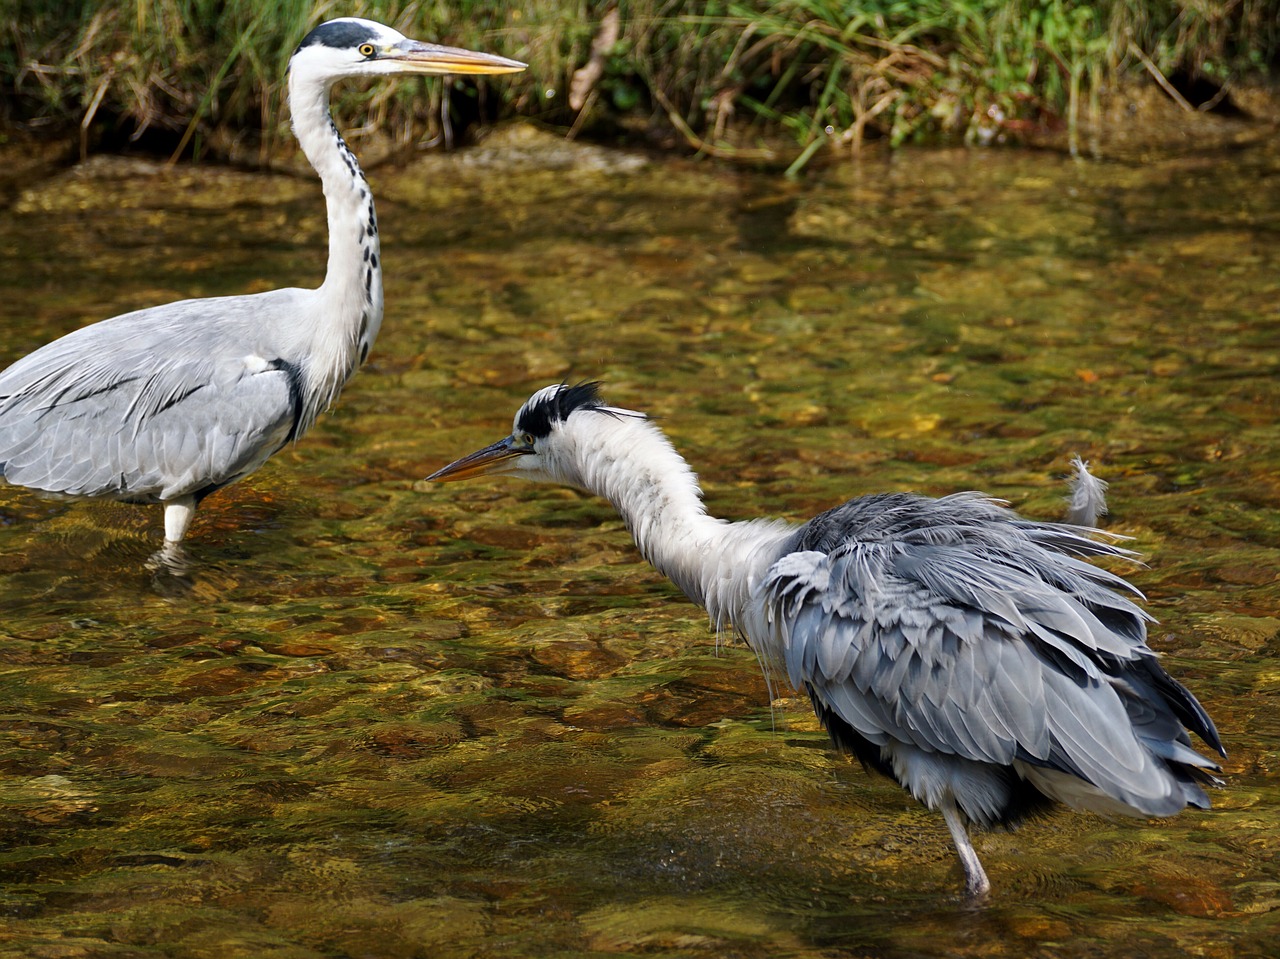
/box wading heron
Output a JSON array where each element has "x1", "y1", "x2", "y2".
[
  {"x1": 0, "y1": 18, "x2": 524, "y2": 565},
  {"x1": 428, "y1": 382, "x2": 1225, "y2": 898}
]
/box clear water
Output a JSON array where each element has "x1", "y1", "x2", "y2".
[{"x1": 0, "y1": 130, "x2": 1277, "y2": 957}]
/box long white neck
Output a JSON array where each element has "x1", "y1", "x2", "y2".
[
  {"x1": 287, "y1": 69, "x2": 385, "y2": 431},
  {"x1": 556, "y1": 413, "x2": 793, "y2": 631}
]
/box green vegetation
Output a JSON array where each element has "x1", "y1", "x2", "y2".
[{"x1": 3, "y1": 1, "x2": 1276, "y2": 168}]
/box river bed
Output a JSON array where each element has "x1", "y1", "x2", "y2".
[{"x1": 0, "y1": 127, "x2": 1277, "y2": 957}]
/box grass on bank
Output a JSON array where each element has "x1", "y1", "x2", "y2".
[{"x1": 2, "y1": 0, "x2": 1277, "y2": 170}]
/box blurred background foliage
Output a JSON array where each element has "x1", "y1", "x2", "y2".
[{"x1": 1, "y1": 0, "x2": 1277, "y2": 167}]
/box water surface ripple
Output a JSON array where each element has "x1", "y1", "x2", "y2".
[{"x1": 1, "y1": 133, "x2": 1277, "y2": 957}]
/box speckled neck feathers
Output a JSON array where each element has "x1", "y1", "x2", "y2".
[{"x1": 286, "y1": 68, "x2": 384, "y2": 432}]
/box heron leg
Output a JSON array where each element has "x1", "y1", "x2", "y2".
[
  {"x1": 163, "y1": 497, "x2": 197, "y2": 545},
  {"x1": 939, "y1": 798, "x2": 991, "y2": 900},
  {"x1": 143, "y1": 497, "x2": 197, "y2": 576},
  {"x1": 146, "y1": 540, "x2": 192, "y2": 578}
]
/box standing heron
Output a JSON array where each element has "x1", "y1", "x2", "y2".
[
  {"x1": 0, "y1": 18, "x2": 524, "y2": 564},
  {"x1": 428, "y1": 383, "x2": 1225, "y2": 898}
]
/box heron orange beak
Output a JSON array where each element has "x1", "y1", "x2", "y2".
[
  {"x1": 390, "y1": 41, "x2": 526, "y2": 76},
  {"x1": 426, "y1": 436, "x2": 528, "y2": 483}
]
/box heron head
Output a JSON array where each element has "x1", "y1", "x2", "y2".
[
  {"x1": 292, "y1": 18, "x2": 526, "y2": 82},
  {"x1": 427, "y1": 382, "x2": 637, "y2": 487}
]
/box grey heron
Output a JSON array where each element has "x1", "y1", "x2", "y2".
[
  {"x1": 428, "y1": 382, "x2": 1225, "y2": 898},
  {"x1": 0, "y1": 18, "x2": 524, "y2": 564}
]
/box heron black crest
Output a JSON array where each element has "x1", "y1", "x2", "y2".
[
  {"x1": 516, "y1": 382, "x2": 608, "y2": 438},
  {"x1": 296, "y1": 19, "x2": 381, "y2": 54}
]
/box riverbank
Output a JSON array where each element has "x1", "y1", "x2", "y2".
[{"x1": 3, "y1": 2, "x2": 1277, "y2": 173}]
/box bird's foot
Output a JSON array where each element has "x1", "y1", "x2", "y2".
[
  {"x1": 961, "y1": 872, "x2": 992, "y2": 907},
  {"x1": 146, "y1": 540, "x2": 193, "y2": 578}
]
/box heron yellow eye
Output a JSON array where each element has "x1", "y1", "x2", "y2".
[
  {"x1": 517, "y1": 432, "x2": 535, "y2": 448},
  {"x1": 358, "y1": 43, "x2": 376, "y2": 58}
]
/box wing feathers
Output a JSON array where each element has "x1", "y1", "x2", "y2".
[
  {"x1": 761, "y1": 492, "x2": 1221, "y2": 824},
  {"x1": 0, "y1": 297, "x2": 305, "y2": 502}
]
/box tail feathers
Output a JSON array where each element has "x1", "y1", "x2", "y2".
[
  {"x1": 1142, "y1": 734, "x2": 1223, "y2": 777},
  {"x1": 1129, "y1": 655, "x2": 1225, "y2": 759}
]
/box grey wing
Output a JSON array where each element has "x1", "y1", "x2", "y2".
[
  {"x1": 0, "y1": 301, "x2": 302, "y2": 502},
  {"x1": 762, "y1": 537, "x2": 1222, "y2": 815}
]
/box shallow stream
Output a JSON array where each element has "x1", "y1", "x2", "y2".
[{"x1": 1, "y1": 128, "x2": 1277, "y2": 957}]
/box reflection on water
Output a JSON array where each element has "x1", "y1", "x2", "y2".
[{"x1": 1, "y1": 129, "x2": 1278, "y2": 956}]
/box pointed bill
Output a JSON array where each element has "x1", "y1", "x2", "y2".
[
  {"x1": 426, "y1": 437, "x2": 526, "y2": 483},
  {"x1": 391, "y1": 40, "x2": 526, "y2": 75}
]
